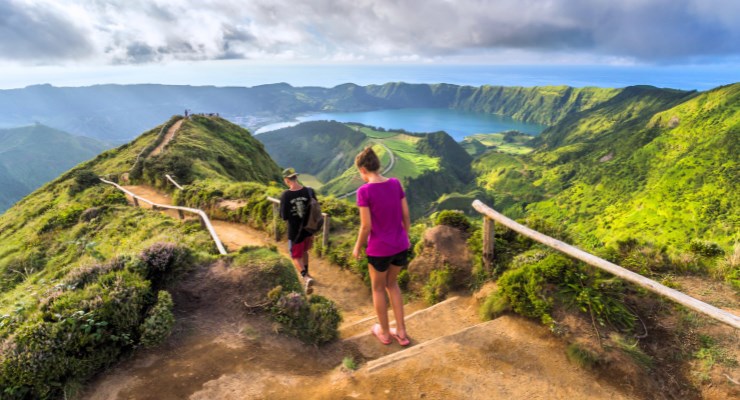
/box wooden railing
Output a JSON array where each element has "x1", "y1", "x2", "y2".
[
  {"x1": 472, "y1": 200, "x2": 740, "y2": 330},
  {"x1": 267, "y1": 196, "x2": 331, "y2": 251},
  {"x1": 165, "y1": 174, "x2": 184, "y2": 190},
  {"x1": 100, "y1": 178, "x2": 227, "y2": 255}
]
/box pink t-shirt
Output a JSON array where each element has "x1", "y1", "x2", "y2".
[{"x1": 356, "y1": 177, "x2": 410, "y2": 257}]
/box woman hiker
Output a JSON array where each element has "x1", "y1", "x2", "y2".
[{"x1": 352, "y1": 146, "x2": 411, "y2": 346}]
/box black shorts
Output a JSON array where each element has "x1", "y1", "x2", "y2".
[{"x1": 367, "y1": 249, "x2": 409, "y2": 273}]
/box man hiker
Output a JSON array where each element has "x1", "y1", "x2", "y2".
[{"x1": 279, "y1": 168, "x2": 317, "y2": 294}]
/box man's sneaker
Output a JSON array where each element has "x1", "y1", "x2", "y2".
[{"x1": 304, "y1": 276, "x2": 315, "y2": 295}]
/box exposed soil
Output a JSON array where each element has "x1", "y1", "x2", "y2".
[{"x1": 150, "y1": 119, "x2": 184, "y2": 156}]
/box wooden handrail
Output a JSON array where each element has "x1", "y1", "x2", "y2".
[
  {"x1": 165, "y1": 174, "x2": 184, "y2": 190},
  {"x1": 472, "y1": 200, "x2": 740, "y2": 330},
  {"x1": 100, "y1": 178, "x2": 227, "y2": 255}
]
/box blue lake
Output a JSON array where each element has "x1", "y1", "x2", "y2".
[{"x1": 255, "y1": 108, "x2": 546, "y2": 141}]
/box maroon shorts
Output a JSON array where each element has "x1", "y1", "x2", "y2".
[{"x1": 289, "y1": 236, "x2": 313, "y2": 259}]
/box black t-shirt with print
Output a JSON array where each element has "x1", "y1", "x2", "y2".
[{"x1": 279, "y1": 186, "x2": 316, "y2": 243}]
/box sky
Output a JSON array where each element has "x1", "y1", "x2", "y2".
[{"x1": 1, "y1": 0, "x2": 739, "y2": 89}]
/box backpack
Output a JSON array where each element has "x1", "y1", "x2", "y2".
[{"x1": 302, "y1": 187, "x2": 324, "y2": 235}]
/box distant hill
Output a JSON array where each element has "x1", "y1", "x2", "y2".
[
  {"x1": 475, "y1": 83, "x2": 738, "y2": 258},
  {"x1": 257, "y1": 121, "x2": 366, "y2": 182},
  {"x1": 0, "y1": 83, "x2": 623, "y2": 142},
  {"x1": 0, "y1": 124, "x2": 110, "y2": 211}
]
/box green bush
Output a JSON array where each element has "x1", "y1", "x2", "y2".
[
  {"x1": 139, "y1": 291, "x2": 175, "y2": 347},
  {"x1": 422, "y1": 267, "x2": 453, "y2": 304},
  {"x1": 69, "y1": 169, "x2": 101, "y2": 195},
  {"x1": 267, "y1": 286, "x2": 342, "y2": 345},
  {"x1": 0, "y1": 270, "x2": 151, "y2": 399},
  {"x1": 435, "y1": 210, "x2": 471, "y2": 233},
  {"x1": 482, "y1": 254, "x2": 568, "y2": 326},
  {"x1": 481, "y1": 252, "x2": 636, "y2": 332},
  {"x1": 397, "y1": 269, "x2": 410, "y2": 290},
  {"x1": 689, "y1": 239, "x2": 725, "y2": 258},
  {"x1": 137, "y1": 242, "x2": 193, "y2": 286}
]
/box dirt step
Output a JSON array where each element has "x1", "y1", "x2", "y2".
[
  {"x1": 310, "y1": 315, "x2": 634, "y2": 400},
  {"x1": 339, "y1": 299, "x2": 429, "y2": 338},
  {"x1": 343, "y1": 295, "x2": 480, "y2": 360}
]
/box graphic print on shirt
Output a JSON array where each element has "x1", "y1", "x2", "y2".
[{"x1": 290, "y1": 196, "x2": 308, "y2": 218}]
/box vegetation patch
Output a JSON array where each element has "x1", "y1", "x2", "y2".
[{"x1": 267, "y1": 286, "x2": 342, "y2": 345}]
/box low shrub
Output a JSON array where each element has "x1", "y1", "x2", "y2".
[
  {"x1": 139, "y1": 291, "x2": 175, "y2": 347},
  {"x1": 69, "y1": 169, "x2": 101, "y2": 195},
  {"x1": 0, "y1": 269, "x2": 151, "y2": 399},
  {"x1": 267, "y1": 286, "x2": 342, "y2": 345},
  {"x1": 435, "y1": 210, "x2": 471, "y2": 233},
  {"x1": 422, "y1": 267, "x2": 453, "y2": 304},
  {"x1": 137, "y1": 242, "x2": 193, "y2": 285},
  {"x1": 689, "y1": 239, "x2": 725, "y2": 258},
  {"x1": 397, "y1": 269, "x2": 410, "y2": 290},
  {"x1": 481, "y1": 252, "x2": 636, "y2": 332}
]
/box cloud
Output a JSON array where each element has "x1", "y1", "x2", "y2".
[
  {"x1": 0, "y1": 0, "x2": 738, "y2": 65},
  {"x1": 0, "y1": 0, "x2": 94, "y2": 62}
]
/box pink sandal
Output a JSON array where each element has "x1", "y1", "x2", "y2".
[
  {"x1": 390, "y1": 327, "x2": 410, "y2": 346},
  {"x1": 371, "y1": 324, "x2": 392, "y2": 345}
]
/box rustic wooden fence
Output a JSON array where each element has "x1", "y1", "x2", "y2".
[
  {"x1": 472, "y1": 200, "x2": 740, "y2": 330},
  {"x1": 267, "y1": 196, "x2": 331, "y2": 251},
  {"x1": 100, "y1": 178, "x2": 227, "y2": 255}
]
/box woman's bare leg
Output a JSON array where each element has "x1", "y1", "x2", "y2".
[
  {"x1": 385, "y1": 265, "x2": 407, "y2": 338},
  {"x1": 369, "y1": 265, "x2": 391, "y2": 339}
]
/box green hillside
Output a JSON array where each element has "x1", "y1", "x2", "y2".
[
  {"x1": 257, "y1": 120, "x2": 366, "y2": 182},
  {"x1": 0, "y1": 115, "x2": 286, "y2": 398},
  {"x1": 475, "y1": 84, "x2": 738, "y2": 281},
  {"x1": 364, "y1": 83, "x2": 622, "y2": 125},
  {"x1": 0, "y1": 125, "x2": 111, "y2": 211}
]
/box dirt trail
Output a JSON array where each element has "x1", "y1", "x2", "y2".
[
  {"x1": 83, "y1": 185, "x2": 639, "y2": 400},
  {"x1": 121, "y1": 185, "x2": 375, "y2": 324},
  {"x1": 151, "y1": 119, "x2": 184, "y2": 156}
]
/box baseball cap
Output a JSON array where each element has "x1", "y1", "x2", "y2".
[{"x1": 282, "y1": 167, "x2": 299, "y2": 179}]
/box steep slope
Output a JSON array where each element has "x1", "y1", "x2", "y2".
[
  {"x1": 0, "y1": 115, "x2": 286, "y2": 398},
  {"x1": 0, "y1": 83, "x2": 622, "y2": 141},
  {"x1": 475, "y1": 84, "x2": 737, "y2": 256},
  {"x1": 0, "y1": 124, "x2": 110, "y2": 211}
]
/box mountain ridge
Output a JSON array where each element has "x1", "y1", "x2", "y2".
[{"x1": 0, "y1": 82, "x2": 632, "y2": 141}]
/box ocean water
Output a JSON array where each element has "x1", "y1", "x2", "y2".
[{"x1": 255, "y1": 108, "x2": 547, "y2": 140}]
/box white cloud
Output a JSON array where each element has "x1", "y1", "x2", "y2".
[{"x1": 0, "y1": 0, "x2": 738, "y2": 66}]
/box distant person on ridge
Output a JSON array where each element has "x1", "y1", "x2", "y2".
[
  {"x1": 280, "y1": 168, "x2": 317, "y2": 294},
  {"x1": 352, "y1": 147, "x2": 411, "y2": 346}
]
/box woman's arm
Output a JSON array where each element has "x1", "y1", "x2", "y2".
[
  {"x1": 401, "y1": 197, "x2": 411, "y2": 233},
  {"x1": 353, "y1": 206, "x2": 372, "y2": 259}
]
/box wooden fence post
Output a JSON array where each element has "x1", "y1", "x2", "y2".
[
  {"x1": 322, "y1": 214, "x2": 331, "y2": 254},
  {"x1": 482, "y1": 216, "x2": 495, "y2": 273},
  {"x1": 133, "y1": 197, "x2": 139, "y2": 207},
  {"x1": 272, "y1": 202, "x2": 280, "y2": 241},
  {"x1": 178, "y1": 210, "x2": 185, "y2": 220}
]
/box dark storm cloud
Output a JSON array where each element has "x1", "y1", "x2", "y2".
[{"x1": 0, "y1": 0, "x2": 94, "y2": 61}]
